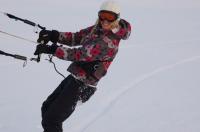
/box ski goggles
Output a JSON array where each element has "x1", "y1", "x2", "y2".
[{"x1": 98, "y1": 11, "x2": 119, "y2": 22}]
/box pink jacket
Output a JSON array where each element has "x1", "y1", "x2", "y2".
[{"x1": 55, "y1": 19, "x2": 131, "y2": 86}]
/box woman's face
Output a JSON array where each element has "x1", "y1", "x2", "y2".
[
  {"x1": 100, "y1": 20, "x2": 113, "y2": 30},
  {"x1": 98, "y1": 11, "x2": 118, "y2": 30}
]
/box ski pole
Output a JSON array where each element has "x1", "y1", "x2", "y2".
[
  {"x1": 0, "y1": 50, "x2": 27, "y2": 66},
  {"x1": 1, "y1": 11, "x2": 46, "y2": 30},
  {"x1": 0, "y1": 49, "x2": 27, "y2": 60}
]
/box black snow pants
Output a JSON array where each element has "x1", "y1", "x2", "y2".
[{"x1": 41, "y1": 75, "x2": 96, "y2": 132}]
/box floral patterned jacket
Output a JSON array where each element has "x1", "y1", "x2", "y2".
[{"x1": 54, "y1": 19, "x2": 131, "y2": 86}]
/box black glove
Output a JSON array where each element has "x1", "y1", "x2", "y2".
[
  {"x1": 37, "y1": 30, "x2": 59, "y2": 44},
  {"x1": 34, "y1": 44, "x2": 59, "y2": 55}
]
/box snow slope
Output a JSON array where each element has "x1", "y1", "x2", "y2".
[{"x1": 0, "y1": 0, "x2": 200, "y2": 132}]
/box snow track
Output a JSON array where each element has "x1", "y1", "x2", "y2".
[{"x1": 79, "y1": 55, "x2": 200, "y2": 132}]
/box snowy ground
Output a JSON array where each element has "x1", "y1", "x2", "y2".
[{"x1": 0, "y1": 0, "x2": 200, "y2": 132}]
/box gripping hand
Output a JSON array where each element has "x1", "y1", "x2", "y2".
[{"x1": 37, "y1": 30, "x2": 59, "y2": 44}]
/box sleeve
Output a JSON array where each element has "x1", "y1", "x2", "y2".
[
  {"x1": 57, "y1": 26, "x2": 94, "y2": 47},
  {"x1": 115, "y1": 19, "x2": 132, "y2": 40},
  {"x1": 55, "y1": 37, "x2": 120, "y2": 62}
]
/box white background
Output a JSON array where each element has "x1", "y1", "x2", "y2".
[{"x1": 0, "y1": 0, "x2": 200, "y2": 132}]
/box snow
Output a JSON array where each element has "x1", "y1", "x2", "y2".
[{"x1": 0, "y1": 0, "x2": 200, "y2": 132}]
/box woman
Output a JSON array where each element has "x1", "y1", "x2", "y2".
[{"x1": 34, "y1": 1, "x2": 131, "y2": 132}]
